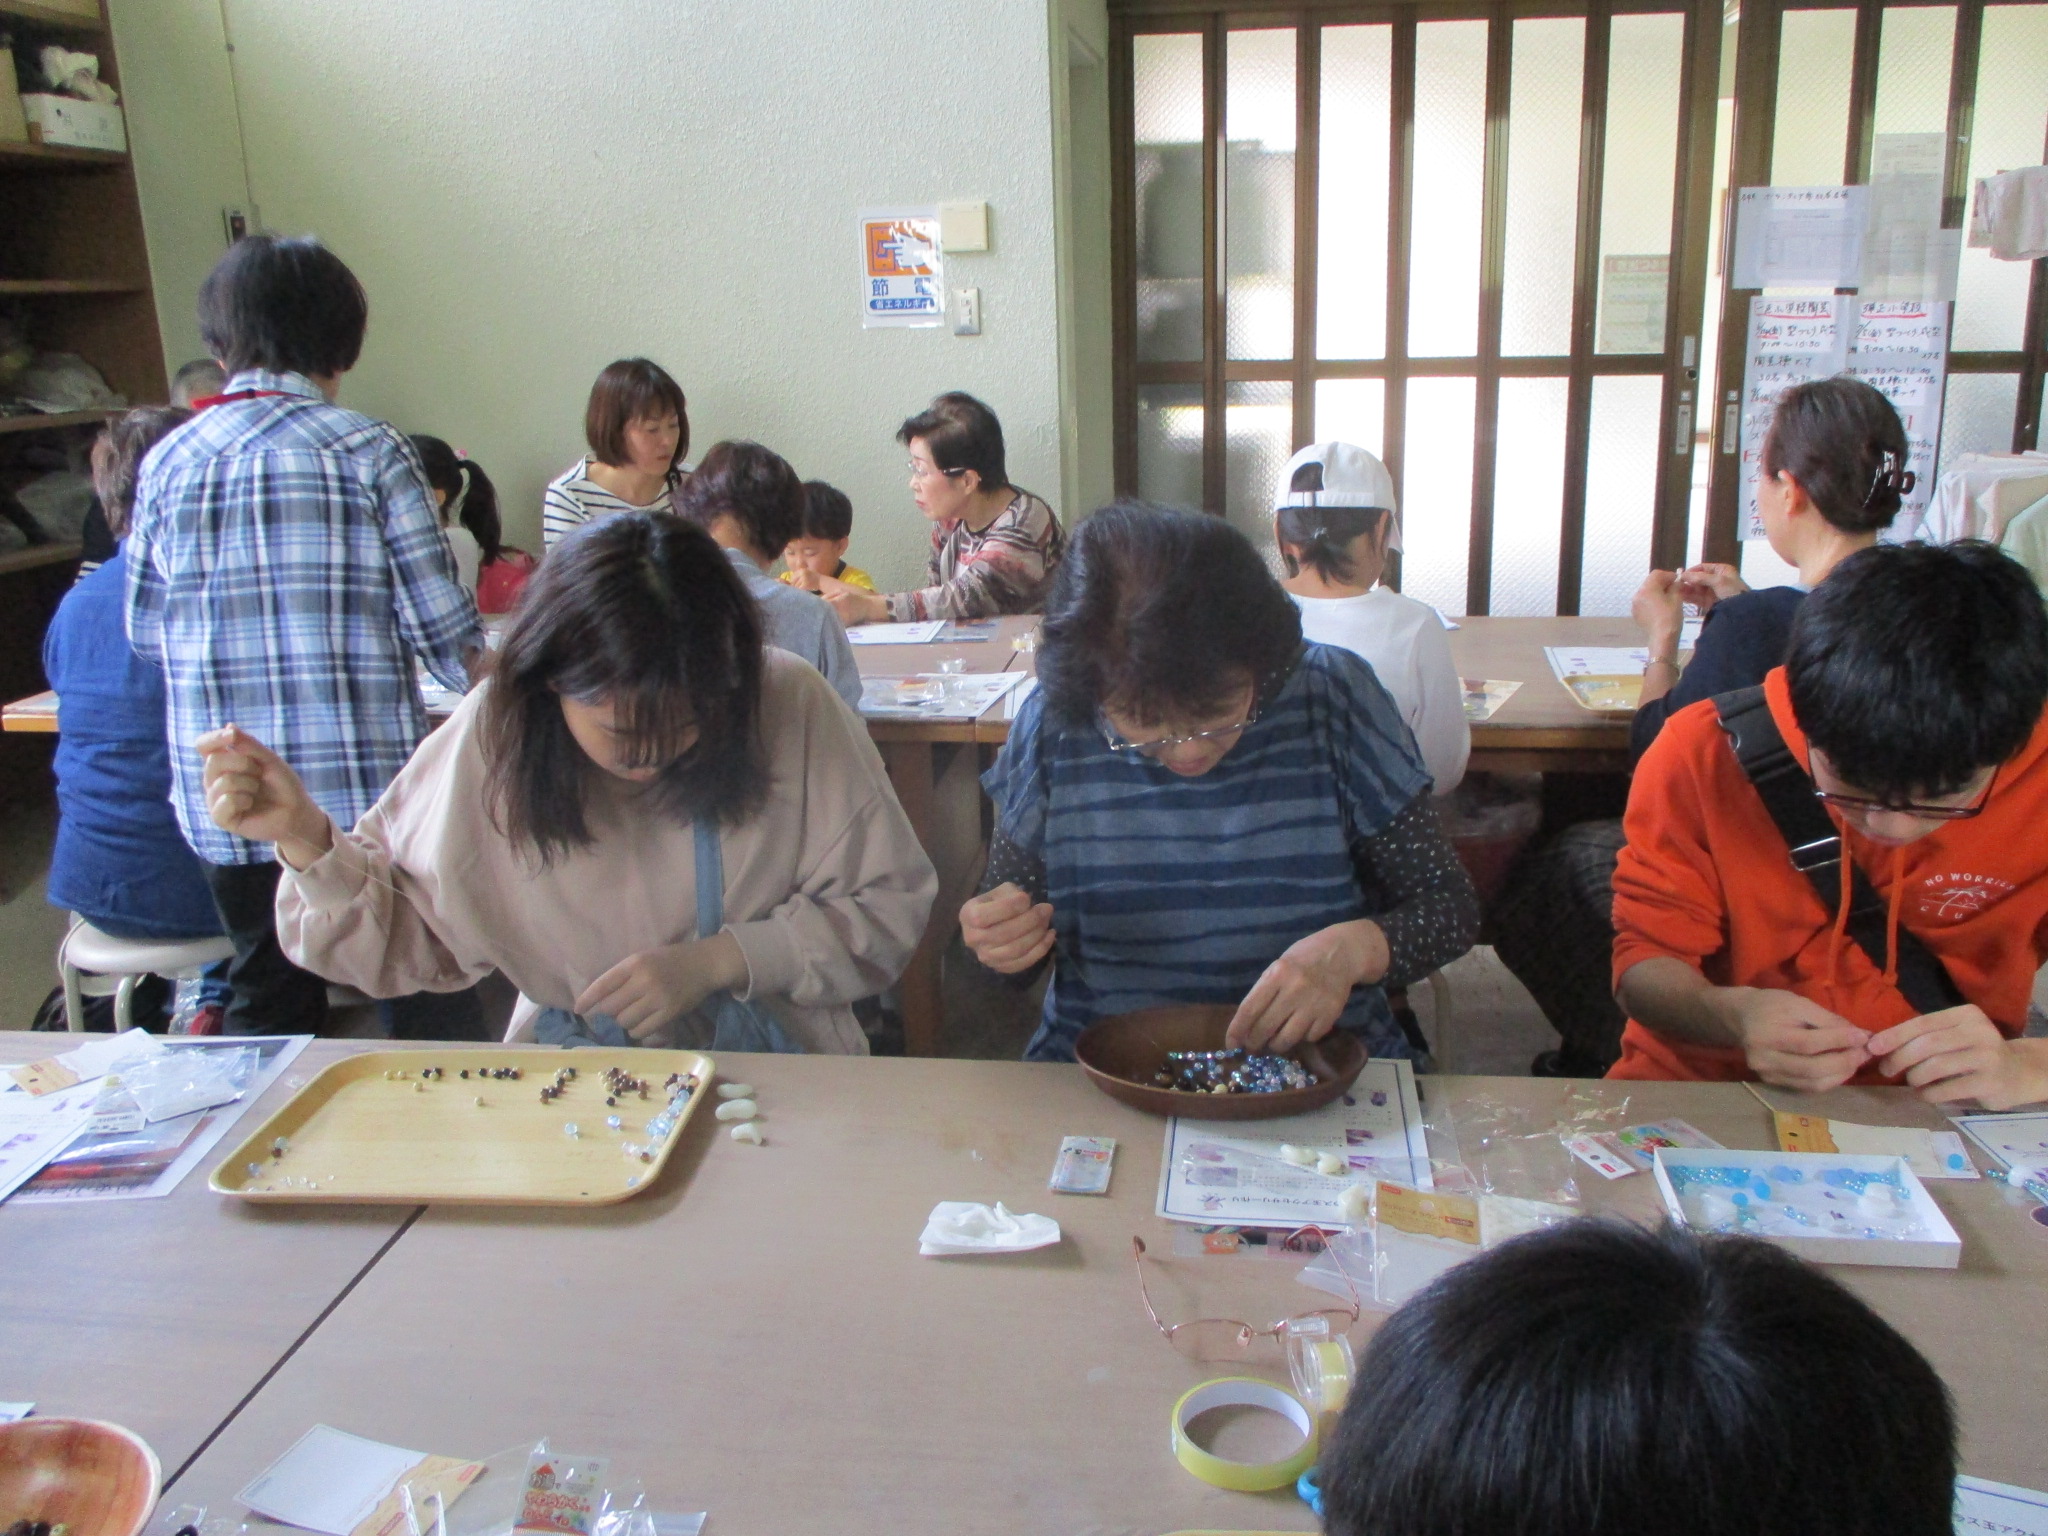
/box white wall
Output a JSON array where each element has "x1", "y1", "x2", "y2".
[{"x1": 106, "y1": 0, "x2": 1069, "y2": 588}]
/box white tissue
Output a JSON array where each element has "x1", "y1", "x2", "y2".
[{"x1": 918, "y1": 1201, "x2": 1062, "y2": 1256}]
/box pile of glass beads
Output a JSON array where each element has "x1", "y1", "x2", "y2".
[{"x1": 1153, "y1": 1047, "x2": 1316, "y2": 1095}]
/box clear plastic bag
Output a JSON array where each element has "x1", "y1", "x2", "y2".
[{"x1": 118, "y1": 1045, "x2": 257, "y2": 1123}]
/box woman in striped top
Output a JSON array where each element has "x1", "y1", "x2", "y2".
[
  {"x1": 962, "y1": 503, "x2": 1479, "y2": 1063},
  {"x1": 541, "y1": 357, "x2": 690, "y2": 549},
  {"x1": 820, "y1": 391, "x2": 1065, "y2": 624}
]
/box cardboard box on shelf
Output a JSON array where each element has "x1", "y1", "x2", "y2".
[
  {"x1": 0, "y1": 91, "x2": 28, "y2": 144},
  {"x1": 20, "y1": 94, "x2": 126, "y2": 153}
]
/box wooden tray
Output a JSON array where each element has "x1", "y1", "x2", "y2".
[{"x1": 210, "y1": 1048, "x2": 717, "y2": 1206}]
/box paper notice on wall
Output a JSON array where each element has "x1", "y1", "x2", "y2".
[
  {"x1": 859, "y1": 207, "x2": 944, "y2": 328},
  {"x1": 1736, "y1": 297, "x2": 1948, "y2": 540},
  {"x1": 1731, "y1": 186, "x2": 1869, "y2": 289},
  {"x1": 1597, "y1": 254, "x2": 1670, "y2": 353},
  {"x1": 1862, "y1": 134, "x2": 1960, "y2": 301},
  {"x1": 1847, "y1": 301, "x2": 1948, "y2": 538},
  {"x1": 1738, "y1": 297, "x2": 1853, "y2": 538}
]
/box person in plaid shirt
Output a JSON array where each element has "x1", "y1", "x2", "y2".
[{"x1": 126, "y1": 235, "x2": 485, "y2": 1039}]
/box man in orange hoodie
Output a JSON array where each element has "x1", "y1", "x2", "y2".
[{"x1": 1611, "y1": 541, "x2": 2048, "y2": 1110}]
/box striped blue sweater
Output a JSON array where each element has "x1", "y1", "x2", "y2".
[{"x1": 984, "y1": 644, "x2": 1433, "y2": 1061}]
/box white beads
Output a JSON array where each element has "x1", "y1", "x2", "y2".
[
  {"x1": 714, "y1": 1098, "x2": 758, "y2": 1122},
  {"x1": 717, "y1": 1082, "x2": 755, "y2": 1100},
  {"x1": 730, "y1": 1121, "x2": 765, "y2": 1145}
]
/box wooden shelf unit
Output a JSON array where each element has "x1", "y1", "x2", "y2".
[
  {"x1": 0, "y1": 0, "x2": 162, "y2": 801},
  {"x1": 0, "y1": 409, "x2": 117, "y2": 436},
  {"x1": 0, "y1": 0, "x2": 105, "y2": 33}
]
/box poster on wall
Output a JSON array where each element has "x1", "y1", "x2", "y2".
[
  {"x1": 859, "y1": 207, "x2": 944, "y2": 328},
  {"x1": 1731, "y1": 186, "x2": 1869, "y2": 289},
  {"x1": 1739, "y1": 297, "x2": 1948, "y2": 540},
  {"x1": 1597, "y1": 255, "x2": 1670, "y2": 353}
]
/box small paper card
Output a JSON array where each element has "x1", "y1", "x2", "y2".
[
  {"x1": 514, "y1": 1450, "x2": 608, "y2": 1536},
  {"x1": 0, "y1": 1404, "x2": 31, "y2": 1423},
  {"x1": 239, "y1": 1426, "x2": 459, "y2": 1536},
  {"x1": 1048, "y1": 1135, "x2": 1115, "y2": 1195},
  {"x1": 1373, "y1": 1182, "x2": 1480, "y2": 1246},
  {"x1": 1567, "y1": 1120, "x2": 1722, "y2": 1179},
  {"x1": 1775, "y1": 1113, "x2": 1979, "y2": 1180}
]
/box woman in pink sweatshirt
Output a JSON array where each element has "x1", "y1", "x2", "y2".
[{"x1": 197, "y1": 512, "x2": 936, "y2": 1052}]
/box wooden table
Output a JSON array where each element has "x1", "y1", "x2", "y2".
[
  {"x1": 1451, "y1": 615, "x2": 1637, "y2": 773},
  {"x1": 849, "y1": 616, "x2": 1038, "y2": 1056},
  {"x1": 16, "y1": 1040, "x2": 2024, "y2": 1532},
  {"x1": 0, "y1": 1036, "x2": 423, "y2": 1483},
  {"x1": 0, "y1": 615, "x2": 1640, "y2": 1053}
]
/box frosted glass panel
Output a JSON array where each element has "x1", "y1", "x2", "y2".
[
  {"x1": 1501, "y1": 18, "x2": 1584, "y2": 357},
  {"x1": 1771, "y1": 11, "x2": 1855, "y2": 186},
  {"x1": 1871, "y1": 8, "x2": 1956, "y2": 136},
  {"x1": 1580, "y1": 375, "x2": 1663, "y2": 615},
  {"x1": 1401, "y1": 376, "x2": 1476, "y2": 614},
  {"x1": 1317, "y1": 25, "x2": 1392, "y2": 360},
  {"x1": 1938, "y1": 373, "x2": 2019, "y2": 473},
  {"x1": 1227, "y1": 30, "x2": 1297, "y2": 361},
  {"x1": 1956, "y1": 7, "x2": 2048, "y2": 352},
  {"x1": 1135, "y1": 33, "x2": 1205, "y2": 364},
  {"x1": 1314, "y1": 378, "x2": 1386, "y2": 459},
  {"x1": 1137, "y1": 384, "x2": 1205, "y2": 511},
  {"x1": 1491, "y1": 378, "x2": 1570, "y2": 615},
  {"x1": 1225, "y1": 381, "x2": 1294, "y2": 545},
  {"x1": 1408, "y1": 21, "x2": 1488, "y2": 358},
  {"x1": 1596, "y1": 13, "x2": 1683, "y2": 354}
]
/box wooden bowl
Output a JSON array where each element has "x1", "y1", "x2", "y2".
[
  {"x1": 1074, "y1": 1004, "x2": 1368, "y2": 1120},
  {"x1": 0, "y1": 1419, "x2": 160, "y2": 1536}
]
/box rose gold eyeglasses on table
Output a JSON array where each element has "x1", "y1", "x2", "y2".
[{"x1": 1132, "y1": 1225, "x2": 1362, "y2": 1362}]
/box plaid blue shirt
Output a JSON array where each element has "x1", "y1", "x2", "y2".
[{"x1": 126, "y1": 370, "x2": 481, "y2": 865}]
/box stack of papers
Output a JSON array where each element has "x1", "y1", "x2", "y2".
[{"x1": 846, "y1": 620, "x2": 945, "y2": 645}]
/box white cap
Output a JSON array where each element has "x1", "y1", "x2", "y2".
[{"x1": 1274, "y1": 442, "x2": 1401, "y2": 552}]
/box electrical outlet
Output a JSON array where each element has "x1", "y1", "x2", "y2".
[
  {"x1": 222, "y1": 206, "x2": 249, "y2": 244},
  {"x1": 952, "y1": 287, "x2": 981, "y2": 336}
]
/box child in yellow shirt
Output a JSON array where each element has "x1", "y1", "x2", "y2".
[{"x1": 782, "y1": 480, "x2": 875, "y2": 592}]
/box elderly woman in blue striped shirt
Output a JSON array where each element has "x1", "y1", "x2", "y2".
[{"x1": 962, "y1": 502, "x2": 1479, "y2": 1063}]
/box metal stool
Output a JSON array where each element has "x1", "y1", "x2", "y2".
[{"x1": 57, "y1": 918, "x2": 236, "y2": 1033}]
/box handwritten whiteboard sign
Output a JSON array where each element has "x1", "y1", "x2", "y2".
[{"x1": 859, "y1": 207, "x2": 944, "y2": 329}]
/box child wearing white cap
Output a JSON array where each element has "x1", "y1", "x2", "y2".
[{"x1": 1274, "y1": 443, "x2": 1469, "y2": 795}]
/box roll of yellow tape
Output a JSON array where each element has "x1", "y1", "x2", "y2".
[
  {"x1": 1287, "y1": 1335, "x2": 1354, "y2": 1414},
  {"x1": 1170, "y1": 1377, "x2": 1319, "y2": 1492}
]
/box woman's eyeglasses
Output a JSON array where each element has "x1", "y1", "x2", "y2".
[
  {"x1": 1132, "y1": 1227, "x2": 1361, "y2": 1362},
  {"x1": 1100, "y1": 708, "x2": 1260, "y2": 757},
  {"x1": 907, "y1": 461, "x2": 966, "y2": 482}
]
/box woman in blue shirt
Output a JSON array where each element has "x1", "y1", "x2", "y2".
[
  {"x1": 961, "y1": 502, "x2": 1479, "y2": 1063},
  {"x1": 45, "y1": 407, "x2": 229, "y2": 1025}
]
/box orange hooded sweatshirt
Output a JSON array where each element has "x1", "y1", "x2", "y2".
[{"x1": 1609, "y1": 667, "x2": 2048, "y2": 1083}]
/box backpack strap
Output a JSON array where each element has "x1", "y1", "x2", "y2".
[{"x1": 1712, "y1": 685, "x2": 1967, "y2": 1018}]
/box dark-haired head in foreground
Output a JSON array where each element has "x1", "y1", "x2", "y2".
[
  {"x1": 1320, "y1": 1219, "x2": 1956, "y2": 1536},
  {"x1": 1786, "y1": 540, "x2": 2048, "y2": 819},
  {"x1": 481, "y1": 512, "x2": 764, "y2": 862},
  {"x1": 1037, "y1": 500, "x2": 1301, "y2": 734},
  {"x1": 198, "y1": 234, "x2": 368, "y2": 382}
]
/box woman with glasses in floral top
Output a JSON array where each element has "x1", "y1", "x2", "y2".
[{"x1": 961, "y1": 502, "x2": 1479, "y2": 1063}]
